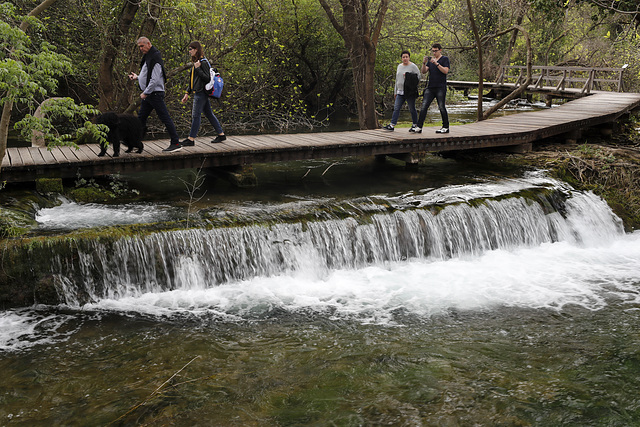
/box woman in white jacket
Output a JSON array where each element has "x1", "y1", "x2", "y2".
[{"x1": 383, "y1": 50, "x2": 421, "y2": 132}]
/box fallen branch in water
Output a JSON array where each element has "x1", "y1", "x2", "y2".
[
  {"x1": 322, "y1": 162, "x2": 337, "y2": 176},
  {"x1": 109, "y1": 355, "x2": 201, "y2": 426}
]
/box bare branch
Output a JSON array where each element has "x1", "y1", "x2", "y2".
[
  {"x1": 588, "y1": 0, "x2": 639, "y2": 15},
  {"x1": 318, "y1": 0, "x2": 345, "y2": 37}
]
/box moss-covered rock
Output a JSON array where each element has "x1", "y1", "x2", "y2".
[
  {"x1": 66, "y1": 186, "x2": 114, "y2": 203},
  {"x1": 35, "y1": 178, "x2": 63, "y2": 194},
  {"x1": 34, "y1": 275, "x2": 60, "y2": 305},
  {"x1": 0, "y1": 206, "x2": 37, "y2": 238}
]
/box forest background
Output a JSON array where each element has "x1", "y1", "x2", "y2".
[{"x1": 2, "y1": 0, "x2": 640, "y2": 144}]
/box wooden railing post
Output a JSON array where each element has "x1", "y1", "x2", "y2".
[
  {"x1": 618, "y1": 64, "x2": 628, "y2": 92},
  {"x1": 514, "y1": 69, "x2": 523, "y2": 87},
  {"x1": 581, "y1": 69, "x2": 595, "y2": 94},
  {"x1": 555, "y1": 70, "x2": 566, "y2": 91},
  {"x1": 497, "y1": 66, "x2": 505, "y2": 85}
]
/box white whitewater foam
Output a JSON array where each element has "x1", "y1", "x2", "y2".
[
  {"x1": 0, "y1": 310, "x2": 75, "y2": 352},
  {"x1": 35, "y1": 200, "x2": 175, "y2": 229},
  {"x1": 86, "y1": 231, "x2": 640, "y2": 323},
  {"x1": 4, "y1": 232, "x2": 637, "y2": 352}
]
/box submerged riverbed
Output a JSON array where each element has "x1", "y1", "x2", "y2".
[{"x1": 4, "y1": 290, "x2": 640, "y2": 425}]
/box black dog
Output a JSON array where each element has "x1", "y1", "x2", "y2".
[{"x1": 95, "y1": 112, "x2": 144, "y2": 157}]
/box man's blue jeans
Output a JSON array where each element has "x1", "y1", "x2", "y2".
[
  {"x1": 138, "y1": 91, "x2": 180, "y2": 144},
  {"x1": 189, "y1": 92, "x2": 223, "y2": 137},
  {"x1": 417, "y1": 86, "x2": 449, "y2": 128},
  {"x1": 390, "y1": 93, "x2": 418, "y2": 126}
]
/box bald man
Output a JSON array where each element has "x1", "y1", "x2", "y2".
[{"x1": 129, "y1": 37, "x2": 182, "y2": 152}]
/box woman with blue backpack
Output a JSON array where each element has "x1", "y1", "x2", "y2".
[{"x1": 180, "y1": 41, "x2": 226, "y2": 148}]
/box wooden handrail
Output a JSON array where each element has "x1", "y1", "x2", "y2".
[{"x1": 497, "y1": 65, "x2": 627, "y2": 92}]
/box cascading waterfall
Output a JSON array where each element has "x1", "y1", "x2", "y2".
[{"x1": 51, "y1": 188, "x2": 623, "y2": 307}]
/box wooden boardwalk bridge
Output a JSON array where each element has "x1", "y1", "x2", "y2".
[{"x1": 2, "y1": 91, "x2": 640, "y2": 184}]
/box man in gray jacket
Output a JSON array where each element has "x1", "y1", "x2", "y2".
[{"x1": 129, "y1": 37, "x2": 182, "y2": 152}]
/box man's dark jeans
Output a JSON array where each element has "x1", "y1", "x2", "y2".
[
  {"x1": 138, "y1": 91, "x2": 180, "y2": 144},
  {"x1": 417, "y1": 86, "x2": 449, "y2": 128}
]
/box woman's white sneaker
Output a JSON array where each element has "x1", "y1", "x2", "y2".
[{"x1": 436, "y1": 127, "x2": 449, "y2": 134}]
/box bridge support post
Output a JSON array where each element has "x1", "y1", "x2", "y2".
[
  {"x1": 564, "y1": 129, "x2": 582, "y2": 144},
  {"x1": 502, "y1": 143, "x2": 532, "y2": 154},
  {"x1": 388, "y1": 152, "x2": 423, "y2": 169},
  {"x1": 205, "y1": 164, "x2": 258, "y2": 188},
  {"x1": 545, "y1": 95, "x2": 553, "y2": 107},
  {"x1": 597, "y1": 123, "x2": 614, "y2": 137},
  {"x1": 374, "y1": 154, "x2": 387, "y2": 164}
]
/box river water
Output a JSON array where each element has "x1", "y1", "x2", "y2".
[{"x1": 3, "y1": 102, "x2": 640, "y2": 425}]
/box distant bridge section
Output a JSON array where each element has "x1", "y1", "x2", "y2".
[{"x1": 449, "y1": 64, "x2": 629, "y2": 102}]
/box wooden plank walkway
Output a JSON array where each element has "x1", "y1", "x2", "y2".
[{"x1": 2, "y1": 91, "x2": 640, "y2": 183}]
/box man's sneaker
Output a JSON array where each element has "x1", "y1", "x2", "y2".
[
  {"x1": 383, "y1": 124, "x2": 395, "y2": 131},
  {"x1": 211, "y1": 134, "x2": 226, "y2": 143},
  {"x1": 163, "y1": 143, "x2": 182, "y2": 152},
  {"x1": 412, "y1": 127, "x2": 422, "y2": 133},
  {"x1": 181, "y1": 138, "x2": 195, "y2": 146},
  {"x1": 436, "y1": 127, "x2": 449, "y2": 134},
  {"x1": 409, "y1": 125, "x2": 418, "y2": 133}
]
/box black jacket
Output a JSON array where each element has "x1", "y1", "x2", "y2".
[
  {"x1": 140, "y1": 46, "x2": 167, "y2": 87},
  {"x1": 186, "y1": 59, "x2": 212, "y2": 94}
]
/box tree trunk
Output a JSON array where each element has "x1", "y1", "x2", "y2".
[
  {"x1": 0, "y1": 101, "x2": 12, "y2": 167},
  {"x1": 97, "y1": 0, "x2": 140, "y2": 112},
  {"x1": 31, "y1": 98, "x2": 63, "y2": 147},
  {"x1": 318, "y1": 0, "x2": 388, "y2": 130},
  {"x1": 137, "y1": 0, "x2": 163, "y2": 39},
  {"x1": 466, "y1": 0, "x2": 484, "y2": 121},
  {"x1": 346, "y1": 31, "x2": 379, "y2": 129},
  {"x1": 121, "y1": 0, "x2": 165, "y2": 112},
  {"x1": 0, "y1": 0, "x2": 59, "y2": 171}
]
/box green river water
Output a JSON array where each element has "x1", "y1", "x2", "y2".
[{"x1": 1, "y1": 101, "x2": 640, "y2": 426}]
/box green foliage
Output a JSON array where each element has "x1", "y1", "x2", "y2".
[
  {"x1": 14, "y1": 98, "x2": 105, "y2": 147},
  {"x1": 75, "y1": 121, "x2": 109, "y2": 146},
  {"x1": 0, "y1": 206, "x2": 34, "y2": 238},
  {"x1": 576, "y1": 0, "x2": 640, "y2": 14},
  {"x1": 0, "y1": 2, "x2": 103, "y2": 149},
  {"x1": 530, "y1": 0, "x2": 569, "y2": 14},
  {"x1": 4, "y1": 0, "x2": 640, "y2": 132},
  {"x1": 161, "y1": 0, "x2": 346, "y2": 130},
  {"x1": 0, "y1": 3, "x2": 73, "y2": 104}
]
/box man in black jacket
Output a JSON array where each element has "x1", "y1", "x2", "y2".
[
  {"x1": 129, "y1": 37, "x2": 182, "y2": 152},
  {"x1": 413, "y1": 43, "x2": 451, "y2": 134}
]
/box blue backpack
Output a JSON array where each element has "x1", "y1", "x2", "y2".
[{"x1": 203, "y1": 59, "x2": 223, "y2": 98}]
